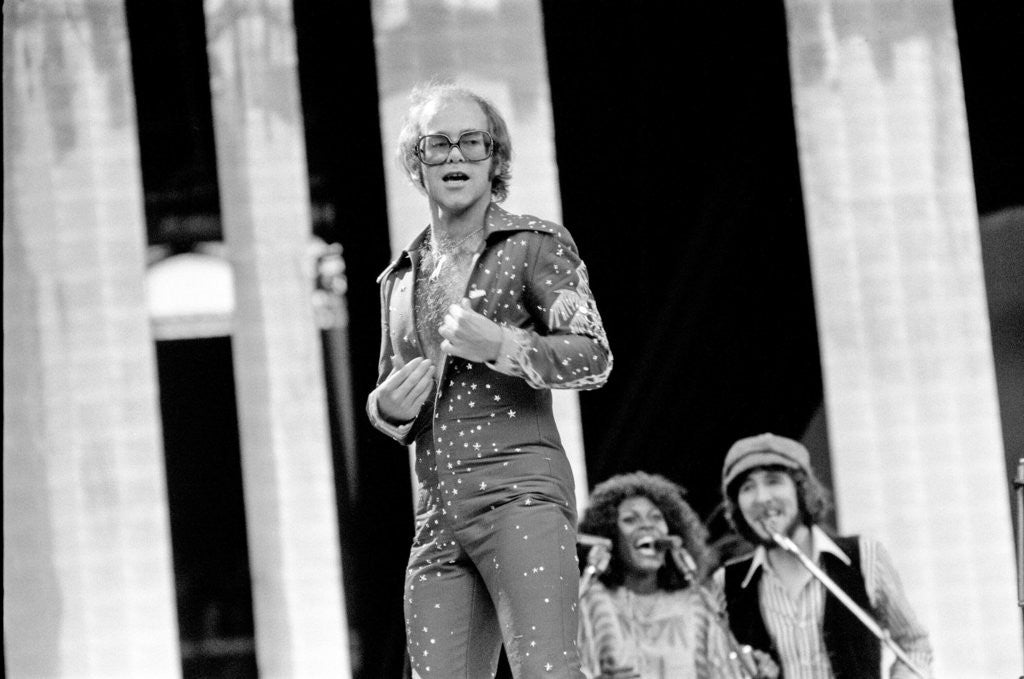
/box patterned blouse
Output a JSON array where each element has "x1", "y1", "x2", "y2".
[{"x1": 579, "y1": 582, "x2": 742, "y2": 679}]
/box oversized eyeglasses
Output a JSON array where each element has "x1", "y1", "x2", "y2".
[{"x1": 416, "y1": 130, "x2": 494, "y2": 166}]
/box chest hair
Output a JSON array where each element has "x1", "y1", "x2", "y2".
[{"x1": 415, "y1": 244, "x2": 478, "y2": 363}]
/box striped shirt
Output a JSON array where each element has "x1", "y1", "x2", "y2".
[{"x1": 722, "y1": 525, "x2": 933, "y2": 679}]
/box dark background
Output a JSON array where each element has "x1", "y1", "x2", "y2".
[{"x1": 125, "y1": 1, "x2": 1023, "y2": 676}]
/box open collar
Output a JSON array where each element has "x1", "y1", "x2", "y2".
[
  {"x1": 376, "y1": 203, "x2": 551, "y2": 282},
  {"x1": 739, "y1": 524, "x2": 851, "y2": 589}
]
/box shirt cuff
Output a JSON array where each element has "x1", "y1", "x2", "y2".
[
  {"x1": 485, "y1": 326, "x2": 530, "y2": 377},
  {"x1": 366, "y1": 389, "x2": 415, "y2": 443}
]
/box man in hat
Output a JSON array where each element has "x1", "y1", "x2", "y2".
[{"x1": 717, "y1": 433, "x2": 934, "y2": 679}]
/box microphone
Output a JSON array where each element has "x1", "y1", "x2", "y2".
[
  {"x1": 577, "y1": 533, "x2": 612, "y2": 550},
  {"x1": 758, "y1": 520, "x2": 798, "y2": 553},
  {"x1": 652, "y1": 536, "x2": 682, "y2": 552},
  {"x1": 663, "y1": 538, "x2": 700, "y2": 582}
]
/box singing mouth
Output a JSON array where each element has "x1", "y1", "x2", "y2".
[
  {"x1": 443, "y1": 171, "x2": 469, "y2": 182},
  {"x1": 756, "y1": 508, "x2": 787, "y2": 533},
  {"x1": 634, "y1": 535, "x2": 658, "y2": 556}
]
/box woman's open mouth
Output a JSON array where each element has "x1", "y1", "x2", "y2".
[{"x1": 634, "y1": 535, "x2": 659, "y2": 558}]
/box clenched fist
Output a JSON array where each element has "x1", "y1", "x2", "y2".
[{"x1": 439, "y1": 298, "x2": 503, "y2": 363}]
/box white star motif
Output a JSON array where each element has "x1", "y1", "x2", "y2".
[{"x1": 508, "y1": 410, "x2": 517, "y2": 418}]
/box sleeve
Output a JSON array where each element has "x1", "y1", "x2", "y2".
[
  {"x1": 694, "y1": 587, "x2": 727, "y2": 679},
  {"x1": 487, "y1": 230, "x2": 613, "y2": 390},
  {"x1": 578, "y1": 583, "x2": 626, "y2": 678},
  {"x1": 366, "y1": 390, "x2": 416, "y2": 443},
  {"x1": 365, "y1": 274, "x2": 426, "y2": 446},
  {"x1": 694, "y1": 581, "x2": 754, "y2": 679},
  {"x1": 861, "y1": 537, "x2": 934, "y2": 679}
]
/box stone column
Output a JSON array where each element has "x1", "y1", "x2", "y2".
[
  {"x1": 201, "y1": 0, "x2": 351, "y2": 675},
  {"x1": 3, "y1": 1, "x2": 181, "y2": 676},
  {"x1": 783, "y1": 0, "x2": 1023, "y2": 675}
]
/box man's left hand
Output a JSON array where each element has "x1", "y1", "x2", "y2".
[{"x1": 439, "y1": 298, "x2": 503, "y2": 363}]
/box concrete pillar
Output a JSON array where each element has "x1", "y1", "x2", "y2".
[
  {"x1": 3, "y1": 1, "x2": 181, "y2": 676},
  {"x1": 201, "y1": 0, "x2": 351, "y2": 675},
  {"x1": 783, "y1": 0, "x2": 1023, "y2": 675}
]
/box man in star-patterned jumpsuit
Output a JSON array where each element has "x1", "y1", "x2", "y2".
[{"x1": 367, "y1": 84, "x2": 612, "y2": 679}]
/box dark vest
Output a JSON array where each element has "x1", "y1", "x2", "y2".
[{"x1": 723, "y1": 535, "x2": 882, "y2": 679}]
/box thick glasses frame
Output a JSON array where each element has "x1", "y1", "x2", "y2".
[{"x1": 416, "y1": 130, "x2": 494, "y2": 166}]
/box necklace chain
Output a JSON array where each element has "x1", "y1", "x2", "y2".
[{"x1": 433, "y1": 226, "x2": 484, "y2": 252}]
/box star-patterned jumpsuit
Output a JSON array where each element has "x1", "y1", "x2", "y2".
[{"x1": 368, "y1": 203, "x2": 613, "y2": 678}]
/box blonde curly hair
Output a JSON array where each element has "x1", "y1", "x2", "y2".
[{"x1": 396, "y1": 81, "x2": 513, "y2": 203}]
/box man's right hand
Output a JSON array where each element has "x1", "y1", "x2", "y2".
[{"x1": 376, "y1": 356, "x2": 435, "y2": 424}]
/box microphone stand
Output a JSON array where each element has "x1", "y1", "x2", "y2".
[
  {"x1": 578, "y1": 534, "x2": 612, "y2": 598},
  {"x1": 579, "y1": 562, "x2": 600, "y2": 598},
  {"x1": 1016, "y1": 459, "x2": 1023, "y2": 679},
  {"x1": 760, "y1": 522, "x2": 927, "y2": 679},
  {"x1": 577, "y1": 534, "x2": 616, "y2": 675}
]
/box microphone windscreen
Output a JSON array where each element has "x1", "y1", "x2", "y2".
[
  {"x1": 653, "y1": 536, "x2": 683, "y2": 551},
  {"x1": 577, "y1": 533, "x2": 613, "y2": 550}
]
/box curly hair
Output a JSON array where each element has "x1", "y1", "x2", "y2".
[
  {"x1": 722, "y1": 464, "x2": 833, "y2": 544},
  {"x1": 579, "y1": 472, "x2": 713, "y2": 592},
  {"x1": 396, "y1": 81, "x2": 513, "y2": 202}
]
